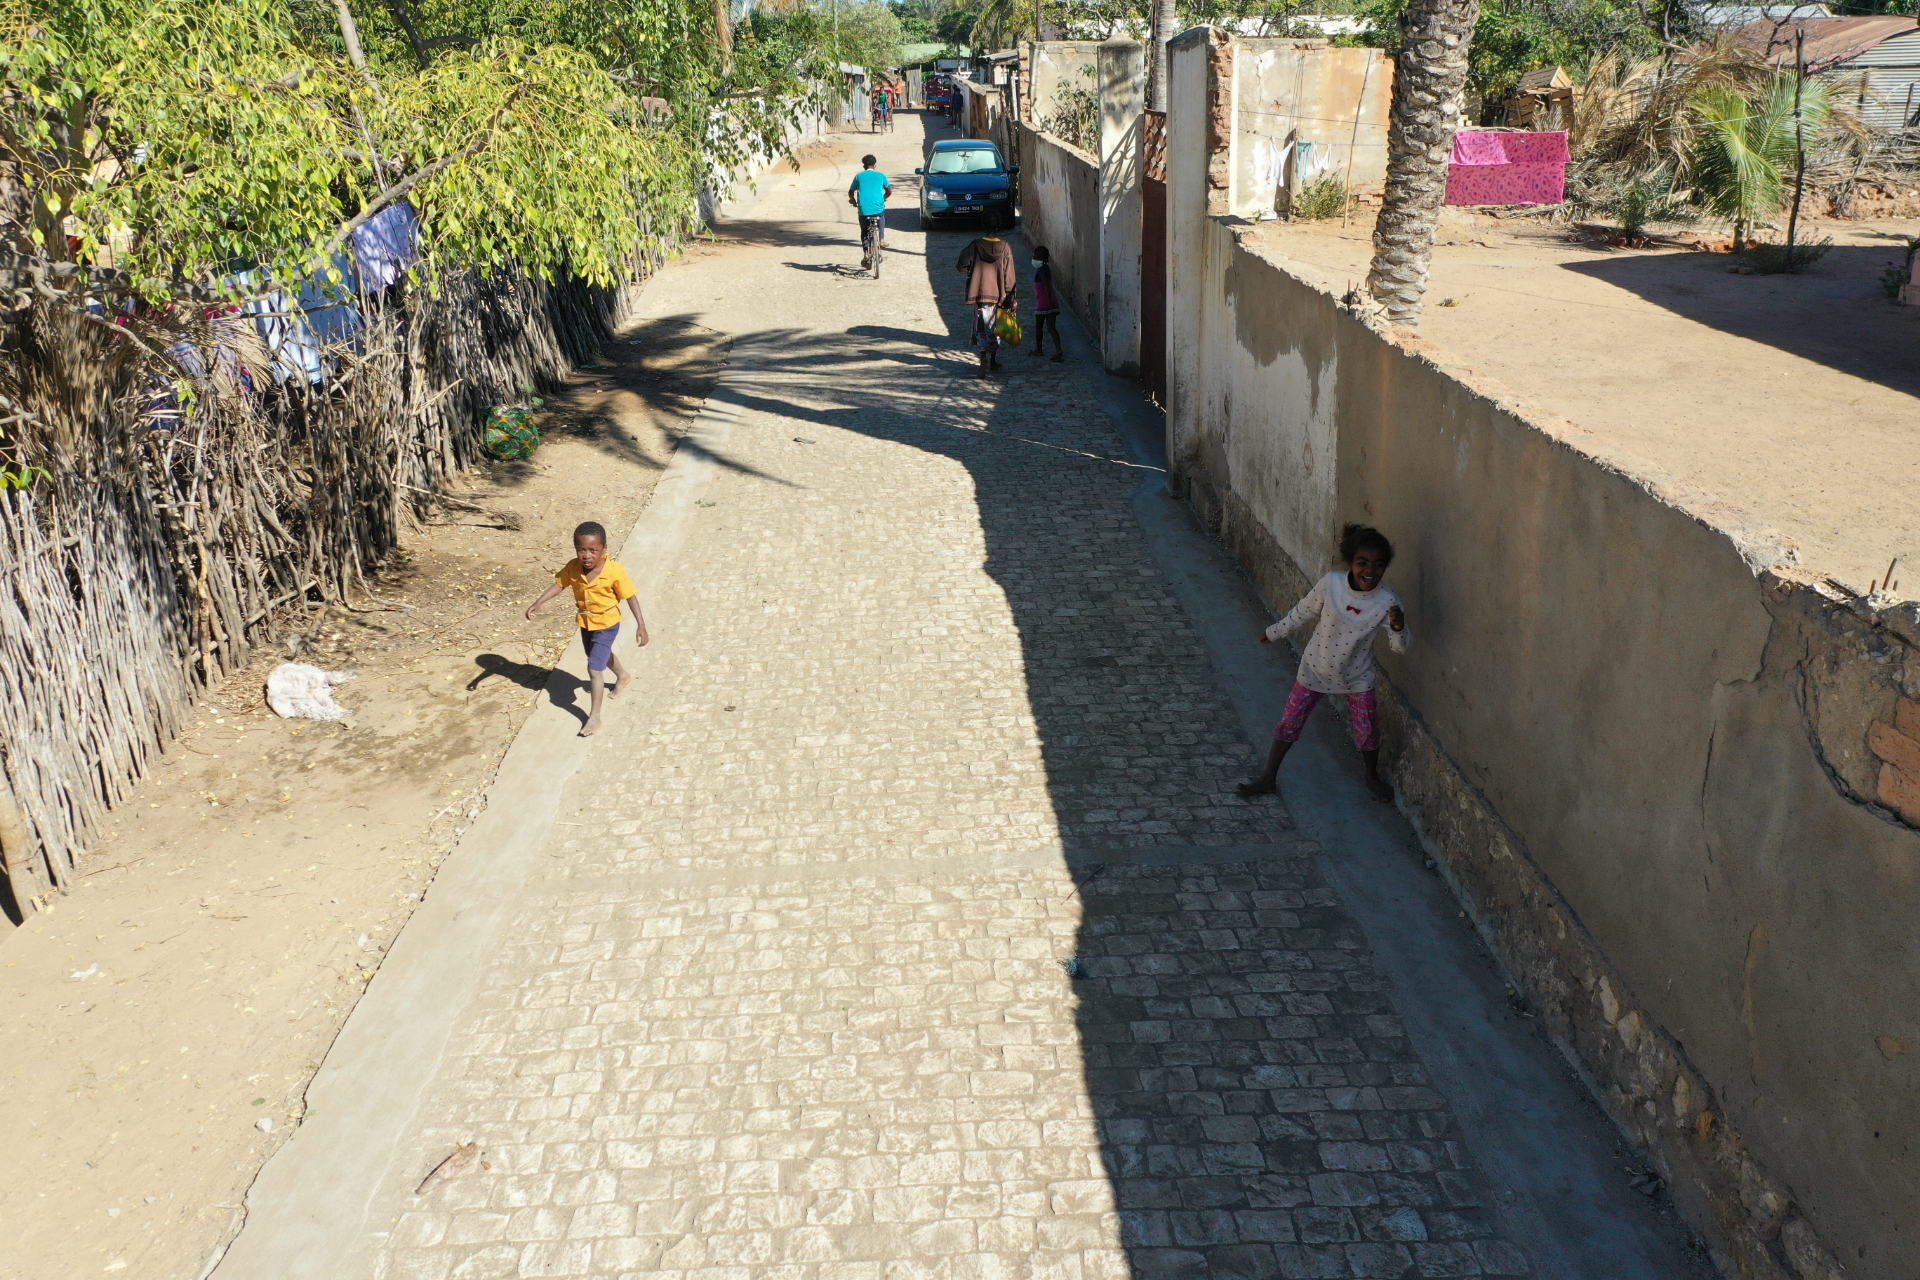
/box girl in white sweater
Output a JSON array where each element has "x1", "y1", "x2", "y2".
[{"x1": 1239, "y1": 524, "x2": 1408, "y2": 802}]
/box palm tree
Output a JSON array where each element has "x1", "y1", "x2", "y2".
[
  {"x1": 1689, "y1": 75, "x2": 1827, "y2": 253},
  {"x1": 966, "y1": 0, "x2": 1030, "y2": 51},
  {"x1": 1364, "y1": 0, "x2": 1481, "y2": 325},
  {"x1": 1146, "y1": 0, "x2": 1177, "y2": 111}
]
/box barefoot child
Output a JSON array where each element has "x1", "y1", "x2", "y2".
[
  {"x1": 524, "y1": 521, "x2": 650, "y2": 737},
  {"x1": 1239, "y1": 524, "x2": 1407, "y2": 802}
]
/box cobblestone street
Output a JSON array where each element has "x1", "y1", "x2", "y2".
[{"x1": 221, "y1": 117, "x2": 1695, "y2": 1280}]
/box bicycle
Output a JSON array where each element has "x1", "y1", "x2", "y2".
[{"x1": 860, "y1": 213, "x2": 885, "y2": 279}]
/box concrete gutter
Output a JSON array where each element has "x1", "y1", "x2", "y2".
[{"x1": 209, "y1": 377, "x2": 749, "y2": 1280}]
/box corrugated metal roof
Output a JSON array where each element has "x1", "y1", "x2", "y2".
[
  {"x1": 1701, "y1": 4, "x2": 1830, "y2": 28},
  {"x1": 1843, "y1": 27, "x2": 1920, "y2": 67},
  {"x1": 1738, "y1": 15, "x2": 1920, "y2": 71},
  {"x1": 1826, "y1": 60, "x2": 1920, "y2": 126}
]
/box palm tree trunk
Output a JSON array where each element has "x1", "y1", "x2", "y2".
[
  {"x1": 1364, "y1": 0, "x2": 1481, "y2": 325},
  {"x1": 1146, "y1": 0, "x2": 1177, "y2": 111}
]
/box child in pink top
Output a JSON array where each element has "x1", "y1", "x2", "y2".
[
  {"x1": 1027, "y1": 245, "x2": 1064, "y2": 362},
  {"x1": 1239, "y1": 524, "x2": 1408, "y2": 802}
]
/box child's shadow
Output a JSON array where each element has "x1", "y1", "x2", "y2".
[{"x1": 468, "y1": 653, "x2": 591, "y2": 726}]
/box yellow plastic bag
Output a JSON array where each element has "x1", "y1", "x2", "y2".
[{"x1": 992, "y1": 305, "x2": 1023, "y2": 346}]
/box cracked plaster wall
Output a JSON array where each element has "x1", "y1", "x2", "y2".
[{"x1": 1165, "y1": 207, "x2": 1919, "y2": 1280}]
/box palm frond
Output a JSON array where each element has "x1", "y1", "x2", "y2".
[
  {"x1": 1691, "y1": 82, "x2": 1784, "y2": 223},
  {"x1": 1688, "y1": 74, "x2": 1829, "y2": 228}
]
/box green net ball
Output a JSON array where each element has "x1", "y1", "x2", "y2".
[{"x1": 484, "y1": 405, "x2": 540, "y2": 460}]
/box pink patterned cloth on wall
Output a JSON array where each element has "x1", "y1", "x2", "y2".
[{"x1": 1443, "y1": 130, "x2": 1569, "y2": 206}]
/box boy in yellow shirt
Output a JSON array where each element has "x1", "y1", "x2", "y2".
[{"x1": 524, "y1": 521, "x2": 650, "y2": 737}]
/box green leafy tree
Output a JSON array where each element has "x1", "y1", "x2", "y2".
[
  {"x1": 934, "y1": 3, "x2": 978, "y2": 44},
  {"x1": 753, "y1": 2, "x2": 902, "y2": 69},
  {"x1": 834, "y1": 2, "x2": 907, "y2": 68},
  {"x1": 1, "y1": 0, "x2": 825, "y2": 309},
  {"x1": 889, "y1": 0, "x2": 937, "y2": 40},
  {"x1": 1348, "y1": 0, "x2": 1667, "y2": 108}
]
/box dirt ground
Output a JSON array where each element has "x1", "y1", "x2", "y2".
[
  {"x1": 1253, "y1": 210, "x2": 1920, "y2": 601},
  {"x1": 0, "y1": 313, "x2": 727, "y2": 1280}
]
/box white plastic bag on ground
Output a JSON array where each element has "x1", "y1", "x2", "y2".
[{"x1": 266, "y1": 663, "x2": 356, "y2": 721}]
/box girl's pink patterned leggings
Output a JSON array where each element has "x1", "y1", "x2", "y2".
[{"x1": 1274, "y1": 682, "x2": 1379, "y2": 751}]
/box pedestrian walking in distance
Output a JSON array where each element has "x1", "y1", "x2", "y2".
[
  {"x1": 1027, "y1": 244, "x2": 1064, "y2": 362},
  {"x1": 957, "y1": 231, "x2": 1016, "y2": 379},
  {"x1": 1239, "y1": 524, "x2": 1408, "y2": 802},
  {"x1": 525, "y1": 521, "x2": 650, "y2": 738}
]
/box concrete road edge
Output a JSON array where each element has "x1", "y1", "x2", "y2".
[{"x1": 209, "y1": 376, "x2": 749, "y2": 1280}]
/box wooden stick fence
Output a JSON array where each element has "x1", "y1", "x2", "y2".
[{"x1": 0, "y1": 250, "x2": 661, "y2": 917}]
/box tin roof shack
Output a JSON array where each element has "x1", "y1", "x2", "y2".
[
  {"x1": 1740, "y1": 15, "x2": 1920, "y2": 128},
  {"x1": 829, "y1": 62, "x2": 870, "y2": 128},
  {"x1": 1503, "y1": 65, "x2": 1582, "y2": 131}
]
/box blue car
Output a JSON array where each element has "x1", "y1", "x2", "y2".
[{"x1": 915, "y1": 139, "x2": 1019, "y2": 231}]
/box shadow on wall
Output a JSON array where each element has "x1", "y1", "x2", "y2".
[
  {"x1": 652, "y1": 245, "x2": 1536, "y2": 1277},
  {"x1": 1559, "y1": 244, "x2": 1920, "y2": 399}
]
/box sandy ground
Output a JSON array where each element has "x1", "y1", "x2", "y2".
[
  {"x1": 1252, "y1": 211, "x2": 1920, "y2": 601},
  {"x1": 0, "y1": 314, "x2": 727, "y2": 1280}
]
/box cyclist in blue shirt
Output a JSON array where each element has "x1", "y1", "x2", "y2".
[{"x1": 847, "y1": 155, "x2": 891, "y2": 270}]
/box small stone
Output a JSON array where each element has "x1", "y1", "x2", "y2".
[{"x1": 256, "y1": 1117, "x2": 275, "y2": 1133}]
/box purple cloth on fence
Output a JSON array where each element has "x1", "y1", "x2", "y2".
[
  {"x1": 1444, "y1": 130, "x2": 1568, "y2": 206},
  {"x1": 351, "y1": 201, "x2": 419, "y2": 291}
]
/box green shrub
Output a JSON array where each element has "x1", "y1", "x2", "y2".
[
  {"x1": 1590, "y1": 171, "x2": 1695, "y2": 239},
  {"x1": 1291, "y1": 176, "x2": 1351, "y2": 221},
  {"x1": 1042, "y1": 68, "x2": 1099, "y2": 154},
  {"x1": 1744, "y1": 238, "x2": 1832, "y2": 274}
]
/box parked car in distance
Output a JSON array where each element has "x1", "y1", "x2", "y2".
[{"x1": 915, "y1": 140, "x2": 1019, "y2": 230}]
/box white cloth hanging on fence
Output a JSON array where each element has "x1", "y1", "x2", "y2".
[
  {"x1": 1293, "y1": 139, "x2": 1334, "y2": 183},
  {"x1": 350, "y1": 201, "x2": 419, "y2": 292}
]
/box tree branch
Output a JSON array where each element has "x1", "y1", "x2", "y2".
[
  {"x1": 324, "y1": 84, "x2": 531, "y2": 260},
  {"x1": 383, "y1": 0, "x2": 477, "y2": 69},
  {"x1": 334, "y1": 0, "x2": 389, "y2": 107}
]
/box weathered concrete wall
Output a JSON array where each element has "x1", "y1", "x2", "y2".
[
  {"x1": 1027, "y1": 41, "x2": 1102, "y2": 132},
  {"x1": 1231, "y1": 42, "x2": 1390, "y2": 217},
  {"x1": 1097, "y1": 41, "x2": 1144, "y2": 377},
  {"x1": 1012, "y1": 122, "x2": 1101, "y2": 331},
  {"x1": 1166, "y1": 28, "x2": 1225, "y2": 480},
  {"x1": 1166, "y1": 29, "x2": 1919, "y2": 1280}
]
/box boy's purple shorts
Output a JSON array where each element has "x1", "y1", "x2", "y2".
[{"x1": 580, "y1": 624, "x2": 619, "y2": 673}]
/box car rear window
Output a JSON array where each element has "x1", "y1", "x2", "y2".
[{"x1": 928, "y1": 149, "x2": 1004, "y2": 175}]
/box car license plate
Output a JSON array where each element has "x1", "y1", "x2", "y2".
[{"x1": 956, "y1": 205, "x2": 980, "y2": 213}]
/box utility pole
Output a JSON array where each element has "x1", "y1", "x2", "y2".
[{"x1": 1785, "y1": 25, "x2": 1807, "y2": 270}]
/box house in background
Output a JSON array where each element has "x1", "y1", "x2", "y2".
[
  {"x1": 1502, "y1": 65, "x2": 1580, "y2": 130},
  {"x1": 1740, "y1": 14, "x2": 1920, "y2": 128}
]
